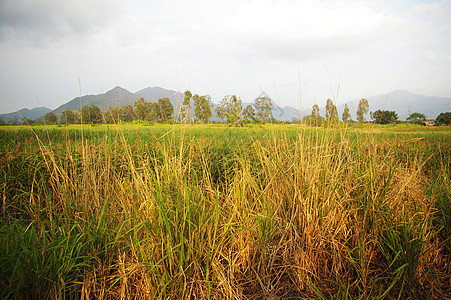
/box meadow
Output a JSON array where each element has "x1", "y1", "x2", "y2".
[{"x1": 0, "y1": 123, "x2": 450, "y2": 299}]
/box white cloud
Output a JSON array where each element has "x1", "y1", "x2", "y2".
[{"x1": 0, "y1": 0, "x2": 123, "y2": 45}]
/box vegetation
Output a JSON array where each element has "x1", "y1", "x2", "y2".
[
  {"x1": 435, "y1": 112, "x2": 451, "y2": 126},
  {"x1": 193, "y1": 94, "x2": 212, "y2": 123},
  {"x1": 373, "y1": 110, "x2": 399, "y2": 124},
  {"x1": 325, "y1": 98, "x2": 339, "y2": 123},
  {"x1": 357, "y1": 98, "x2": 369, "y2": 123},
  {"x1": 0, "y1": 124, "x2": 449, "y2": 299},
  {"x1": 407, "y1": 112, "x2": 427, "y2": 125},
  {"x1": 342, "y1": 103, "x2": 351, "y2": 123},
  {"x1": 215, "y1": 95, "x2": 243, "y2": 125}
]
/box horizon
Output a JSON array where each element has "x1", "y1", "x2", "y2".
[{"x1": 1, "y1": 0, "x2": 451, "y2": 114}]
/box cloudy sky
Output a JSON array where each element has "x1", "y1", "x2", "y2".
[{"x1": 0, "y1": 0, "x2": 450, "y2": 114}]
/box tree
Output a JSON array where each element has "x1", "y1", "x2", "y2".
[
  {"x1": 82, "y1": 104, "x2": 102, "y2": 124},
  {"x1": 60, "y1": 110, "x2": 76, "y2": 124},
  {"x1": 311, "y1": 104, "x2": 321, "y2": 126},
  {"x1": 243, "y1": 105, "x2": 256, "y2": 123},
  {"x1": 0, "y1": 117, "x2": 5, "y2": 126},
  {"x1": 106, "y1": 107, "x2": 121, "y2": 124},
  {"x1": 254, "y1": 96, "x2": 273, "y2": 123},
  {"x1": 193, "y1": 95, "x2": 212, "y2": 123},
  {"x1": 342, "y1": 104, "x2": 351, "y2": 123},
  {"x1": 7, "y1": 116, "x2": 19, "y2": 126},
  {"x1": 121, "y1": 105, "x2": 135, "y2": 122},
  {"x1": 44, "y1": 112, "x2": 57, "y2": 123},
  {"x1": 406, "y1": 112, "x2": 427, "y2": 125},
  {"x1": 181, "y1": 90, "x2": 192, "y2": 122},
  {"x1": 357, "y1": 98, "x2": 369, "y2": 123},
  {"x1": 134, "y1": 97, "x2": 147, "y2": 121},
  {"x1": 215, "y1": 95, "x2": 242, "y2": 125},
  {"x1": 435, "y1": 112, "x2": 451, "y2": 126},
  {"x1": 158, "y1": 97, "x2": 174, "y2": 122},
  {"x1": 325, "y1": 99, "x2": 338, "y2": 123},
  {"x1": 372, "y1": 110, "x2": 398, "y2": 124}
]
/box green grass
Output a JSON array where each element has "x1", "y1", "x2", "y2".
[{"x1": 0, "y1": 123, "x2": 450, "y2": 299}]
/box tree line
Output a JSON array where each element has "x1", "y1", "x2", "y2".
[
  {"x1": 1, "y1": 92, "x2": 450, "y2": 126},
  {"x1": 301, "y1": 98, "x2": 449, "y2": 126}
]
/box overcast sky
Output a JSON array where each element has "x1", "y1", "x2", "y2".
[{"x1": 0, "y1": 0, "x2": 450, "y2": 114}]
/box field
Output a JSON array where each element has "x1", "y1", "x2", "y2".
[{"x1": 0, "y1": 123, "x2": 450, "y2": 299}]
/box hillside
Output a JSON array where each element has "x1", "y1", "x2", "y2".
[
  {"x1": 52, "y1": 86, "x2": 137, "y2": 114},
  {"x1": 31, "y1": 86, "x2": 451, "y2": 122},
  {"x1": 0, "y1": 107, "x2": 52, "y2": 124},
  {"x1": 336, "y1": 90, "x2": 451, "y2": 121}
]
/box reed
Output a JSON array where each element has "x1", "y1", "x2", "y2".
[{"x1": 0, "y1": 124, "x2": 449, "y2": 299}]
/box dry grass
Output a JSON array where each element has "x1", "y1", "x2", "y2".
[{"x1": 0, "y1": 125, "x2": 450, "y2": 299}]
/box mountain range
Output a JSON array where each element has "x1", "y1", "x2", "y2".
[{"x1": 1, "y1": 87, "x2": 450, "y2": 124}]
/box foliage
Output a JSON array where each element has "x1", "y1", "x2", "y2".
[
  {"x1": 243, "y1": 105, "x2": 256, "y2": 123},
  {"x1": 193, "y1": 94, "x2": 212, "y2": 123},
  {"x1": 121, "y1": 104, "x2": 135, "y2": 122},
  {"x1": 435, "y1": 112, "x2": 451, "y2": 126},
  {"x1": 306, "y1": 104, "x2": 323, "y2": 126},
  {"x1": 325, "y1": 98, "x2": 339, "y2": 124},
  {"x1": 60, "y1": 110, "x2": 77, "y2": 124},
  {"x1": 215, "y1": 95, "x2": 243, "y2": 125},
  {"x1": 407, "y1": 112, "x2": 427, "y2": 125},
  {"x1": 181, "y1": 90, "x2": 193, "y2": 122},
  {"x1": 81, "y1": 104, "x2": 103, "y2": 124},
  {"x1": 44, "y1": 112, "x2": 57, "y2": 123},
  {"x1": 0, "y1": 117, "x2": 4, "y2": 126},
  {"x1": 357, "y1": 98, "x2": 369, "y2": 123},
  {"x1": 372, "y1": 109, "x2": 398, "y2": 124},
  {"x1": 134, "y1": 97, "x2": 147, "y2": 121},
  {"x1": 157, "y1": 97, "x2": 174, "y2": 122},
  {"x1": 342, "y1": 103, "x2": 351, "y2": 123},
  {"x1": 254, "y1": 96, "x2": 273, "y2": 123}
]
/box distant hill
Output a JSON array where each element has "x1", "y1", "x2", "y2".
[
  {"x1": 135, "y1": 87, "x2": 185, "y2": 116},
  {"x1": 336, "y1": 90, "x2": 451, "y2": 121},
  {"x1": 53, "y1": 86, "x2": 137, "y2": 114},
  {"x1": 0, "y1": 107, "x2": 52, "y2": 124},
  {"x1": 45, "y1": 86, "x2": 450, "y2": 122}
]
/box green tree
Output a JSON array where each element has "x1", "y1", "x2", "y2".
[
  {"x1": 82, "y1": 104, "x2": 102, "y2": 124},
  {"x1": 406, "y1": 112, "x2": 427, "y2": 125},
  {"x1": 254, "y1": 96, "x2": 273, "y2": 123},
  {"x1": 325, "y1": 99, "x2": 338, "y2": 123},
  {"x1": 106, "y1": 107, "x2": 121, "y2": 124},
  {"x1": 0, "y1": 117, "x2": 5, "y2": 126},
  {"x1": 181, "y1": 90, "x2": 192, "y2": 123},
  {"x1": 342, "y1": 104, "x2": 351, "y2": 123},
  {"x1": 243, "y1": 105, "x2": 256, "y2": 123},
  {"x1": 121, "y1": 105, "x2": 135, "y2": 122},
  {"x1": 193, "y1": 94, "x2": 212, "y2": 123},
  {"x1": 158, "y1": 97, "x2": 174, "y2": 122},
  {"x1": 215, "y1": 95, "x2": 242, "y2": 125},
  {"x1": 60, "y1": 110, "x2": 76, "y2": 124},
  {"x1": 435, "y1": 112, "x2": 451, "y2": 126},
  {"x1": 310, "y1": 104, "x2": 322, "y2": 126},
  {"x1": 372, "y1": 110, "x2": 398, "y2": 124},
  {"x1": 357, "y1": 98, "x2": 369, "y2": 123},
  {"x1": 44, "y1": 112, "x2": 57, "y2": 123},
  {"x1": 7, "y1": 116, "x2": 19, "y2": 126},
  {"x1": 134, "y1": 97, "x2": 147, "y2": 121}
]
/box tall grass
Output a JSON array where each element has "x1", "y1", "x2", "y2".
[{"x1": 0, "y1": 125, "x2": 449, "y2": 298}]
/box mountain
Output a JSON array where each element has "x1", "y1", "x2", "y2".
[
  {"x1": 47, "y1": 86, "x2": 449, "y2": 122},
  {"x1": 0, "y1": 107, "x2": 52, "y2": 124},
  {"x1": 135, "y1": 86, "x2": 185, "y2": 116},
  {"x1": 336, "y1": 90, "x2": 451, "y2": 121},
  {"x1": 53, "y1": 86, "x2": 137, "y2": 114}
]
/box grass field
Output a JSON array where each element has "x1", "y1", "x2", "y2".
[{"x1": 0, "y1": 123, "x2": 450, "y2": 299}]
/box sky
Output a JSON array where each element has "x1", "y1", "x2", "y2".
[{"x1": 0, "y1": 0, "x2": 450, "y2": 114}]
